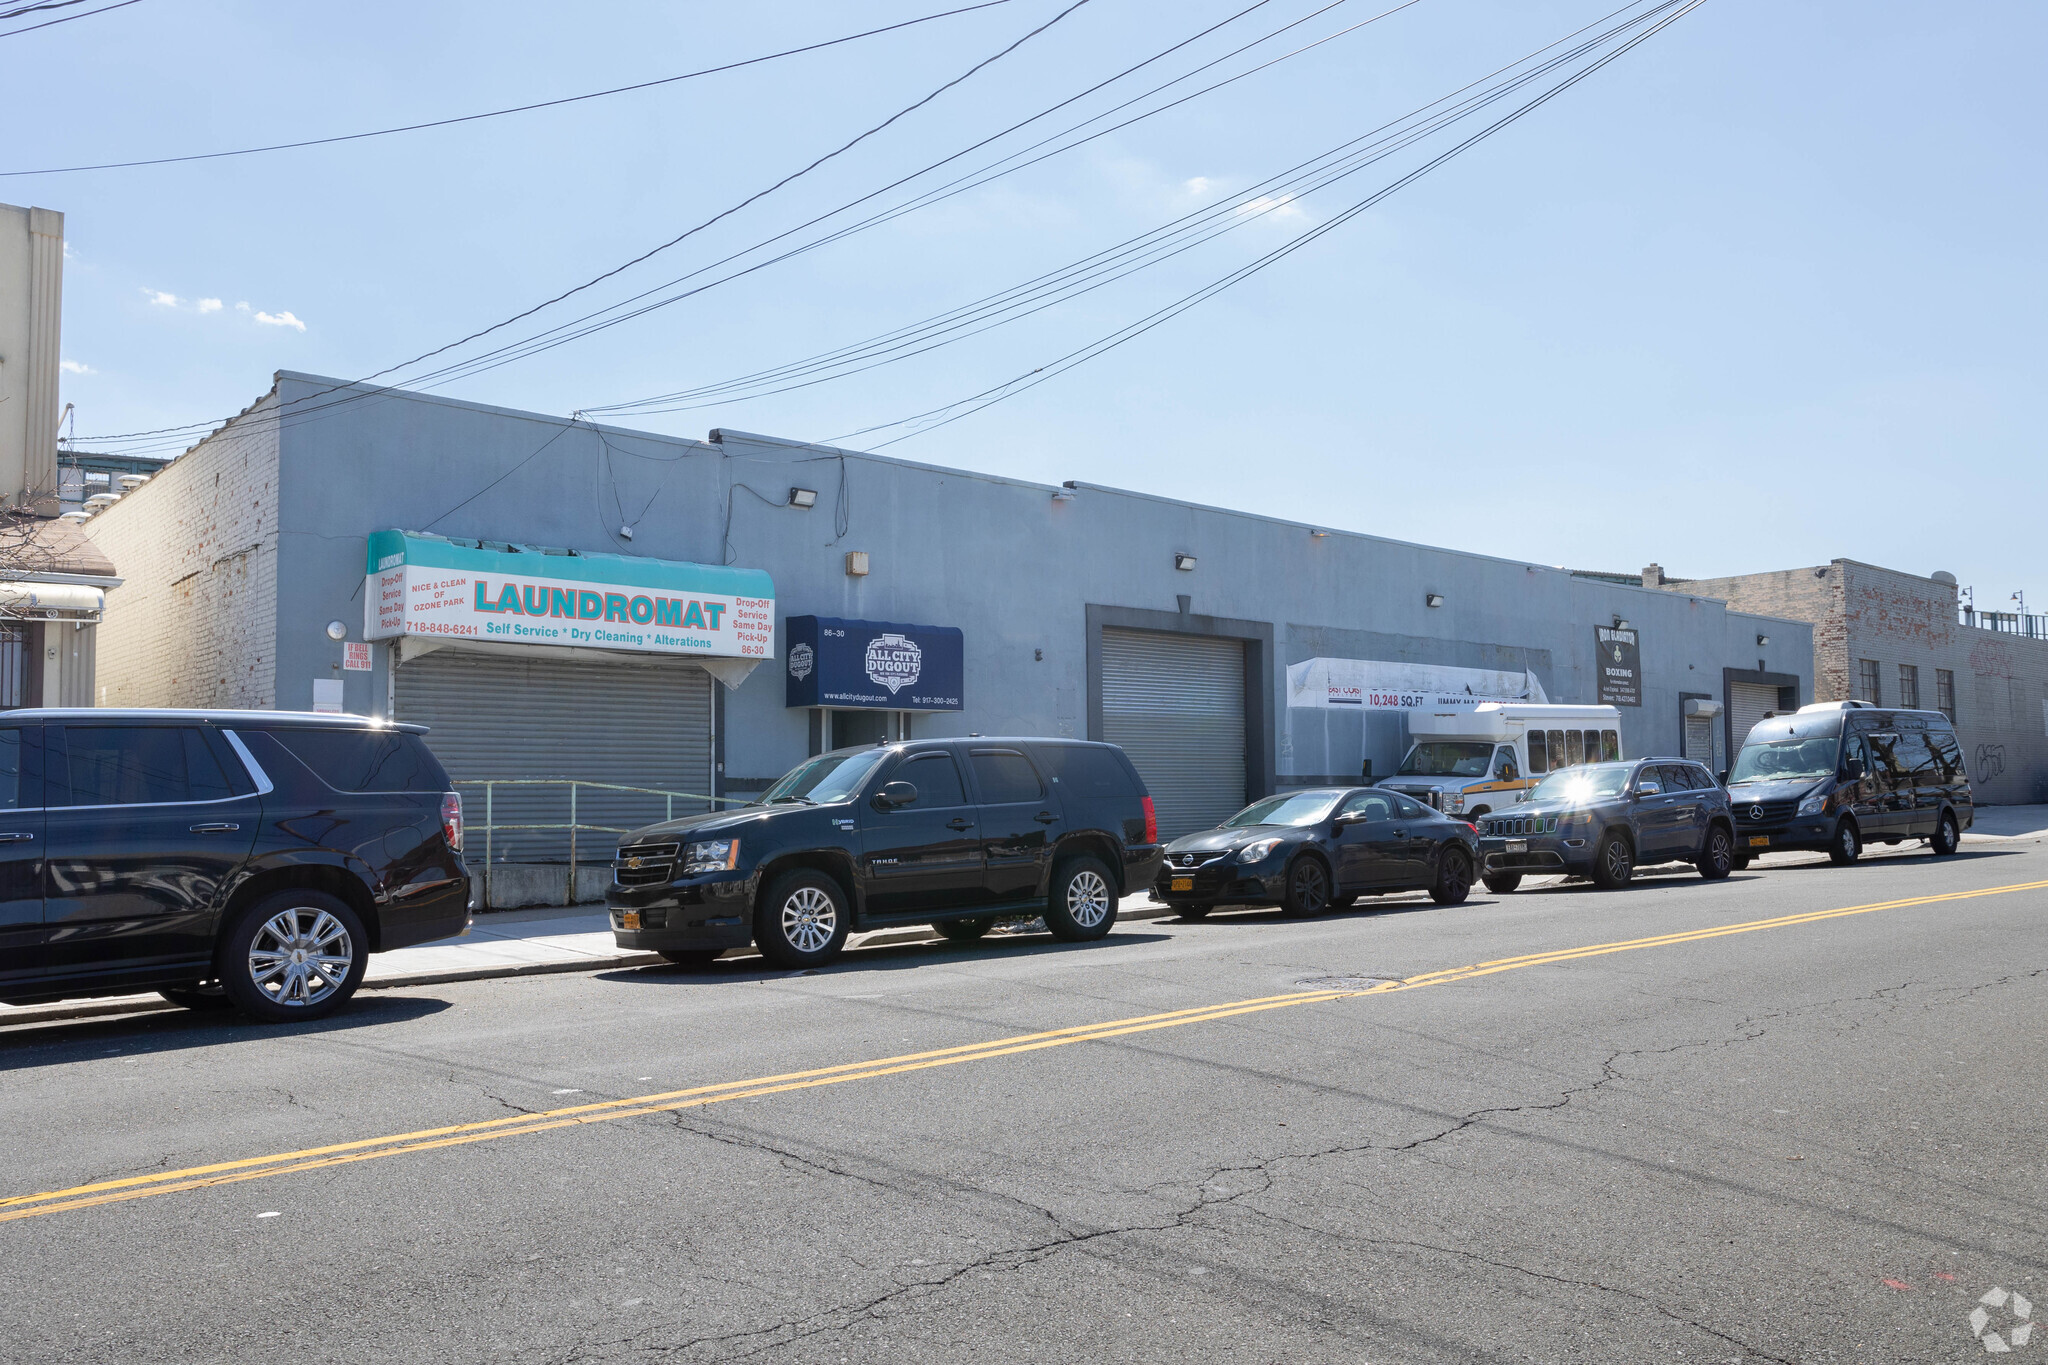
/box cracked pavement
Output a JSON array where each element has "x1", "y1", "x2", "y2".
[{"x1": 3, "y1": 840, "x2": 2044, "y2": 1363}]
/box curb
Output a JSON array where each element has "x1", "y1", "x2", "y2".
[{"x1": 0, "y1": 903, "x2": 1181, "y2": 1032}]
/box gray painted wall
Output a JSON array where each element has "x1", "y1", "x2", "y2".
[{"x1": 92, "y1": 372, "x2": 1815, "y2": 802}]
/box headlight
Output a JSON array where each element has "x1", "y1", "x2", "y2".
[
  {"x1": 1447, "y1": 791, "x2": 1466, "y2": 813},
  {"x1": 1237, "y1": 838, "x2": 1283, "y2": 863},
  {"x1": 1559, "y1": 810, "x2": 1594, "y2": 828},
  {"x1": 1796, "y1": 791, "x2": 1827, "y2": 817},
  {"x1": 683, "y1": 838, "x2": 740, "y2": 874}
]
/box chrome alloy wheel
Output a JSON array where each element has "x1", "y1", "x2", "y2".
[
  {"x1": 1065, "y1": 869, "x2": 1112, "y2": 929},
  {"x1": 247, "y1": 907, "x2": 354, "y2": 1008},
  {"x1": 1603, "y1": 838, "x2": 1633, "y2": 882},
  {"x1": 780, "y1": 886, "x2": 839, "y2": 954}
]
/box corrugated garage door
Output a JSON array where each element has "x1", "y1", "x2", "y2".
[
  {"x1": 1101, "y1": 628, "x2": 1246, "y2": 840},
  {"x1": 396, "y1": 650, "x2": 714, "y2": 862},
  {"x1": 1683, "y1": 714, "x2": 1716, "y2": 764},
  {"x1": 1727, "y1": 681, "x2": 1781, "y2": 754}
]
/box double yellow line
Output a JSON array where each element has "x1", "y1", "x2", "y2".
[{"x1": 5, "y1": 878, "x2": 2043, "y2": 1226}]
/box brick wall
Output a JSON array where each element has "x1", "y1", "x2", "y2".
[
  {"x1": 80, "y1": 392, "x2": 279, "y2": 707},
  {"x1": 1666, "y1": 565, "x2": 1848, "y2": 699}
]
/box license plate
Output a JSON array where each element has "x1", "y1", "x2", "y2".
[
  {"x1": 621, "y1": 910, "x2": 641, "y2": 930},
  {"x1": 1170, "y1": 877, "x2": 1194, "y2": 892},
  {"x1": 1747, "y1": 836, "x2": 1770, "y2": 848},
  {"x1": 1505, "y1": 839, "x2": 1527, "y2": 853}
]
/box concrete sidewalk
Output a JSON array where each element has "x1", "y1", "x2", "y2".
[{"x1": 0, "y1": 894, "x2": 1172, "y2": 1030}]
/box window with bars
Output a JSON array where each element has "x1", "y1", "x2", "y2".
[
  {"x1": 1897, "y1": 664, "x2": 1919, "y2": 710},
  {"x1": 0, "y1": 628, "x2": 28, "y2": 710},
  {"x1": 1854, "y1": 658, "x2": 1882, "y2": 705},
  {"x1": 1935, "y1": 669, "x2": 1955, "y2": 721}
]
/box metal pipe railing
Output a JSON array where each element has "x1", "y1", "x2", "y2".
[{"x1": 452, "y1": 777, "x2": 749, "y2": 907}]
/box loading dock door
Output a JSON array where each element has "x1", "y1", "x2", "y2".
[
  {"x1": 396, "y1": 649, "x2": 714, "y2": 862},
  {"x1": 1727, "y1": 681, "x2": 1780, "y2": 754},
  {"x1": 1101, "y1": 628, "x2": 1246, "y2": 840}
]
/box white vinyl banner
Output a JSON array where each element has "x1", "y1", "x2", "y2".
[{"x1": 1286, "y1": 657, "x2": 1549, "y2": 711}]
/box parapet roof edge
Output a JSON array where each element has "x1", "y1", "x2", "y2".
[{"x1": 273, "y1": 372, "x2": 719, "y2": 452}]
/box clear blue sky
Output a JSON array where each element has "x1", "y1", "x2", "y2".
[{"x1": 15, "y1": 0, "x2": 2045, "y2": 609}]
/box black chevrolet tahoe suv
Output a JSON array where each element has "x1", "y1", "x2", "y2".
[
  {"x1": 1475, "y1": 757, "x2": 1736, "y2": 891},
  {"x1": 0, "y1": 710, "x2": 470, "y2": 1022},
  {"x1": 609, "y1": 738, "x2": 1163, "y2": 969}
]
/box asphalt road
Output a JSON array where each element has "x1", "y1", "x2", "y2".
[{"x1": 4, "y1": 840, "x2": 2045, "y2": 1364}]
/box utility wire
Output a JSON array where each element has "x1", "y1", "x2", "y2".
[
  {"x1": 582, "y1": 0, "x2": 1671, "y2": 417},
  {"x1": 837, "y1": 0, "x2": 1709, "y2": 448},
  {"x1": 72, "y1": 0, "x2": 1293, "y2": 450},
  {"x1": 0, "y1": 0, "x2": 139, "y2": 36},
  {"x1": 2, "y1": 1, "x2": 1017, "y2": 176}
]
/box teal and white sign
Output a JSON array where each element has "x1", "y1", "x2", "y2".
[{"x1": 364, "y1": 529, "x2": 774, "y2": 662}]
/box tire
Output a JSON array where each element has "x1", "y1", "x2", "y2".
[
  {"x1": 1827, "y1": 818, "x2": 1861, "y2": 866},
  {"x1": 1591, "y1": 832, "x2": 1634, "y2": 890},
  {"x1": 1045, "y1": 856, "x2": 1118, "y2": 941},
  {"x1": 1481, "y1": 872, "x2": 1522, "y2": 895},
  {"x1": 1328, "y1": 893, "x2": 1358, "y2": 910},
  {"x1": 1279, "y1": 855, "x2": 1332, "y2": 918},
  {"x1": 217, "y1": 890, "x2": 368, "y2": 1024},
  {"x1": 1930, "y1": 810, "x2": 1959, "y2": 857},
  {"x1": 658, "y1": 949, "x2": 723, "y2": 970},
  {"x1": 935, "y1": 917, "x2": 994, "y2": 944},
  {"x1": 159, "y1": 983, "x2": 234, "y2": 1012},
  {"x1": 1429, "y1": 847, "x2": 1472, "y2": 906},
  {"x1": 1695, "y1": 825, "x2": 1734, "y2": 880},
  {"x1": 1169, "y1": 902, "x2": 1210, "y2": 920},
  {"x1": 754, "y1": 870, "x2": 850, "y2": 969}
]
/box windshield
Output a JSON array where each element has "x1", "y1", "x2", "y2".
[
  {"x1": 1527, "y1": 763, "x2": 1633, "y2": 804},
  {"x1": 1399, "y1": 742, "x2": 1495, "y2": 777},
  {"x1": 1728, "y1": 736, "x2": 1839, "y2": 785},
  {"x1": 1223, "y1": 792, "x2": 1342, "y2": 828},
  {"x1": 757, "y1": 749, "x2": 890, "y2": 805}
]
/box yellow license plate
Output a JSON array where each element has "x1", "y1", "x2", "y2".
[
  {"x1": 621, "y1": 910, "x2": 641, "y2": 930},
  {"x1": 1170, "y1": 877, "x2": 1194, "y2": 892},
  {"x1": 1747, "y1": 836, "x2": 1769, "y2": 848}
]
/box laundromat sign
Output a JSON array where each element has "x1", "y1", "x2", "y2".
[{"x1": 363, "y1": 529, "x2": 774, "y2": 660}]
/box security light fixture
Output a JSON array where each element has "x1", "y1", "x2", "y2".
[
  {"x1": 1174, "y1": 554, "x2": 1197, "y2": 572},
  {"x1": 845, "y1": 551, "x2": 870, "y2": 577},
  {"x1": 1051, "y1": 488, "x2": 1075, "y2": 502},
  {"x1": 1425, "y1": 593, "x2": 1445, "y2": 609},
  {"x1": 618, "y1": 525, "x2": 633, "y2": 540},
  {"x1": 325, "y1": 621, "x2": 347, "y2": 641},
  {"x1": 1756, "y1": 633, "x2": 1770, "y2": 647},
  {"x1": 1612, "y1": 616, "x2": 1631, "y2": 630},
  {"x1": 789, "y1": 487, "x2": 817, "y2": 509},
  {"x1": 1309, "y1": 529, "x2": 1328, "y2": 539}
]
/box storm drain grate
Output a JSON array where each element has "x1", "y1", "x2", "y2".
[{"x1": 1295, "y1": 974, "x2": 1405, "y2": 991}]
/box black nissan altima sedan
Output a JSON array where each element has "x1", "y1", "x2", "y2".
[{"x1": 1152, "y1": 787, "x2": 1480, "y2": 918}]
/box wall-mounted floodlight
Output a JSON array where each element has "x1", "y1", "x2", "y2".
[
  {"x1": 1613, "y1": 616, "x2": 1631, "y2": 630},
  {"x1": 1756, "y1": 634, "x2": 1770, "y2": 647},
  {"x1": 789, "y1": 487, "x2": 818, "y2": 509},
  {"x1": 1425, "y1": 593, "x2": 1445, "y2": 608},
  {"x1": 1309, "y1": 529, "x2": 1328, "y2": 539},
  {"x1": 1174, "y1": 554, "x2": 1197, "y2": 572},
  {"x1": 1051, "y1": 488, "x2": 1075, "y2": 502}
]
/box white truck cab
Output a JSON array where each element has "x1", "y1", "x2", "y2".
[{"x1": 1382, "y1": 703, "x2": 1625, "y2": 818}]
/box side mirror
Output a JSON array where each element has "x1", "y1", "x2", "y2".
[
  {"x1": 1635, "y1": 781, "x2": 1662, "y2": 797},
  {"x1": 1514, "y1": 789, "x2": 1529, "y2": 803},
  {"x1": 875, "y1": 780, "x2": 917, "y2": 809},
  {"x1": 1843, "y1": 758, "x2": 1865, "y2": 780}
]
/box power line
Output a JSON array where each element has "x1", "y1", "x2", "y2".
[
  {"x1": 2, "y1": 1, "x2": 1018, "y2": 176},
  {"x1": 73, "y1": 0, "x2": 1288, "y2": 450},
  {"x1": 0, "y1": 0, "x2": 140, "y2": 37},
  {"x1": 837, "y1": 0, "x2": 1709, "y2": 449}
]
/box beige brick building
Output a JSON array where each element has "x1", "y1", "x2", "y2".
[{"x1": 1644, "y1": 560, "x2": 2048, "y2": 805}]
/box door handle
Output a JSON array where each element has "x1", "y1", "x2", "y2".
[
  {"x1": 946, "y1": 818, "x2": 973, "y2": 831},
  {"x1": 1034, "y1": 811, "x2": 1058, "y2": 824},
  {"x1": 0, "y1": 831, "x2": 31, "y2": 842},
  {"x1": 190, "y1": 822, "x2": 242, "y2": 833}
]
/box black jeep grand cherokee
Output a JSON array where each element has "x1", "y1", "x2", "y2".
[
  {"x1": 609, "y1": 738, "x2": 1162, "y2": 969},
  {"x1": 0, "y1": 710, "x2": 470, "y2": 1022}
]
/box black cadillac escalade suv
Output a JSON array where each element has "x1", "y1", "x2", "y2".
[
  {"x1": 0, "y1": 710, "x2": 470, "y2": 1022},
  {"x1": 609, "y1": 738, "x2": 1163, "y2": 969}
]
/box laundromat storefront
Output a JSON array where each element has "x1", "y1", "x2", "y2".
[{"x1": 366, "y1": 530, "x2": 774, "y2": 862}]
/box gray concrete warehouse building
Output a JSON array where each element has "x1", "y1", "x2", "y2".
[{"x1": 79, "y1": 372, "x2": 1814, "y2": 897}]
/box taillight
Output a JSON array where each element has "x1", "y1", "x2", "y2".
[
  {"x1": 442, "y1": 791, "x2": 463, "y2": 852},
  {"x1": 1140, "y1": 795, "x2": 1158, "y2": 844}
]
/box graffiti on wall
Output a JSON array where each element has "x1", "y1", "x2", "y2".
[{"x1": 1974, "y1": 744, "x2": 2006, "y2": 786}]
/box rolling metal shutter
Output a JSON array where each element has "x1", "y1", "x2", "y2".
[
  {"x1": 395, "y1": 649, "x2": 714, "y2": 863},
  {"x1": 1101, "y1": 628, "x2": 1246, "y2": 840},
  {"x1": 1683, "y1": 714, "x2": 1715, "y2": 764},
  {"x1": 1727, "y1": 681, "x2": 1780, "y2": 754}
]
